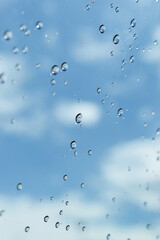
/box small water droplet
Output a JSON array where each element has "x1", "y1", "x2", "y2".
[
  {"x1": 66, "y1": 225, "x2": 70, "y2": 231},
  {"x1": 20, "y1": 24, "x2": 26, "y2": 31},
  {"x1": 59, "y1": 210, "x2": 63, "y2": 215},
  {"x1": 115, "y1": 7, "x2": 119, "y2": 12},
  {"x1": 154, "y1": 40, "x2": 158, "y2": 45},
  {"x1": 146, "y1": 223, "x2": 151, "y2": 230},
  {"x1": 55, "y1": 222, "x2": 60, "y2": 228},
  {"x1": 24, "y1": 29, "x2": 30, "y2": 36},
  {"x1": 75, "y1": 113, "x2": 82, "y2": 124},
  {"x1": 133, "y1": 33, "x2": 137, "y2": 40},
  {"x1": 44, "y1": 216, "x2": 49, "y2": 222},
  {"x1": 17, "y1": 183, "x2": 22, "y2": 190},
  {"x1": 110, "y1": 51, "x2": 114, "y2": 56},
  {"x1": 97, "y1": 88, "x2": 101, "y2": 94},
  {"x1": 25, "y1": 226, "x2": 30, "y2": 232},
  {"x1": 12, "y1": 46, "x2": 19, "y2": 54},
  {"x1": 117, "y1": 108, "x2": 123, "y2": 116},
  {"x1": 22, "y1": 46, "x2": 28, "y2": 54},
  {"x1": 50, "y1": 196, "x2": 54, "y2": 200},
  {"x1": 50, "y1": 79, "x2": 56, "y2": 85},
  {"x1": 81, "y1": 183, "x2": 84, "y2": 188},
  {"x1": 51, "y1": 65, "x2": 59, "y2": 75},
  {"x1": 88, "y1": 150, "x2": 92, "y2": 155},
  {"x1": 130, "y1": 18, "x2": 136, "y2": 28},
  {"x1": 36, "y1": 21, "x2": 43, "y2": 30},
  {"x1": 130, "y1": 55, "x2": 135, "y2": 63},
  {"x1": 86, "y1": 4, "x2": 90, "y2": 10},
  {"x1": 74, "y1": 150, "x2": 78, "y2": 156},
  {"x1": 106, "y1": 234, "x2": 111, "y2": 240},
  {"x1": 82, "y1": 226, "x2": 86, "y2": 231},
  {"x1": 70, "y1": 141, "x2": 76, "y2": 149},
  {"x1": 15, "y1": 63, "x2": 21, "y2": 71},
  {"x1": 113, "y1": 34, "x2": 120, "y2": 44},
  {"x1": 156, "y1": 128, "x2": 160, "y2": 135},
  {"x1": 63, "y1": 174, "x2": 68, "y2": 181},
  {"x1": 3, "y1": 30, "x2": 13, "y2": 40},
  {"x1": 99, "y1": 25, "x2": 105, "y2": 34}
]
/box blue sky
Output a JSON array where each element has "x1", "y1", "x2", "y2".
[{"x1": 0, "y1": 0, "x2": 160, "y2": 239}]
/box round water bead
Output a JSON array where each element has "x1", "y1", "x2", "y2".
[
  {"x1": 50, "y1": 79, "x2": 56, "y2": 85},
  {"x1": 156, "y1": 128, "x2": 160, "y2": 135},
  {"x1": 99, "y1": 24, "x2": 105, "y2": 34},
  {"x1": 59, "y1": 210, "x2": 63, "y2": 215},
  {"x1": 88, "y1": 150, "x2": 92, "y2": 155},
  {"x1": 44, "y1": 216, "x2": 49, "y2": 222},
  {"x1": 17, "y1": 183, "x2": 22, "y2": 190},
  {"x1": 117, "y1": 108, "x2": 123, "y2": 116},
  {"x1": 51, "y1": 65, "x2": 59, "y2": 75},
  {"x1": 70, "y1": 141, "x2": 76, "y2": 149},
  {"x1": 12, "y1": 46, "x2": 19, "y2": 54},
  {"x1": 25, "y1": 226, "x2": 30, "y2": 232},
  {"x1": 36, "y1": 21, "x2": 43, "y2": 29},
  {"x1": 130, "y1": 18, "x2": 136, "y2": 28},
  {"x1": 97, "y1": 87, "x2": 101, "y2": 93},
  {"x1": 113, "y1": 34, "x2": 120, "y2": 44},
  {"x1": 80, "y1": 183, "x2": 84, "y2": 188},
  {"x1": 61, "y1": 62, "x2": 68, "y2": 71},
  {"x1": 66, "y1": 225, "x2": 70, "y2": 231},
  {"x1": 3, "y1": 30, "x2": 13, "y2": 40},
  {"x1": 20, "y1": 24, "x2": 26, "y2": 31},
  {"x1": 82, "y1": 226, "x2": 86, "y2": 231},
  {"x1": 22, "y1": 46, "x2": 28, "y2": 54},
  {"x1": 130, "y1": 55, "x2": 135, "y2": 63},
  {"x1": 75, "y1": 113, "x2": 82, "y2": 124},
  {"x1": 86, "y1": 4, "x2": 90, "y2": 10},
  {"x1": 55, "y1": 222, "x2": 60, "y2": 228},
  {"x1": 63, "y1": 174, "x2": 68, "y2": 181},
  {"x1": 106, "y1": 234, "x2": 111, "y2": 240}
]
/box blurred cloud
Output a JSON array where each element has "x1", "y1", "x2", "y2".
[
  {"x1": 53, "y1": 100, "x2": 102, "y2": 127},
  {"x1": 101, "y1": 139, "x2": 160, "y2": 211}
]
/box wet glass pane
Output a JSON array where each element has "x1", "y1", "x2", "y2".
[{"x1": 0, "y1": 0, "x2": 160, "y2": 239}]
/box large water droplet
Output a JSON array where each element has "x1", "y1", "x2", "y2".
[
  {"x1": 3, "y1": 30, "x2": 13, "y2": 40},
  {"x1": 51, "y1": 65, "x2": 59, "y2": 75},
  {"x1": 113, "y1": 34, "x2": 120, "y2": 44},
  {"x1": 99, "y1": 25, "x2": 105, "y2": 34},
  {"x1": 61, "y1": 62, "x2": 68, "y2": 71}
]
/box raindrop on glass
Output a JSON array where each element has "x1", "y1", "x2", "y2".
[
  {"x1": 113, "y1": 34, "x2": 120, "y2": 44},
  {"x1": 81, "y1": 183, "x2": 84, "y2": 188},
  {"x1": 63, "y1": 174, "x2": 68, "y2": 181},
  {"x1": 82, "y1": 226, "x2": 86, "y2": 231},
  {"x1": 50, "y1": 79, "x2": 56, "y2": 85},
  {"x1": 70, "y1": 141, "x2": 76, "y2": 149},
  {"x1": 117, "y1": 108, "x2": 123, "y2": 116},
  {"x1": 25, "y1": 226, "x2": 30, "y2": 232},
  {"x1": 3, "y1": 30, "x2": 13, "y2": 40},
  {"x1": 75, "y1": 113, "x2": 82, "y2": 124},
  {"x1": 115, "y1": 7, "x2": 119, "y2": 12},
  {"x1": 106, "y1": 234, "x2": 111, "y2": 240},
  {"x1": 24, "y1": 29, "x2": 30, "y2": 36},
  {"x1": 22, "y1": 46, "x2": 28, "y2": 54},
  {"x1": 55, "y1": 222, "x2": 60, "y2": 228},
  {"x1": 59, "y1": 210, "x2": 63, "y2": 215},
  {"x1": 130, "y1": 56, "x2": 135, "y2": 63},
  {"x1": 20, "y1": 24, "x2": 26, "y2": 31},
  {"x1": 36, "y1": 21, "x2": 43, "y2": 30},
  {"x1": 99, "y1": 25, "x2": 105, "y2": 34},
  {"x1": 97, "y1": 88, "x2": 101, "y2": 94},
  {"x1": 130, "y1": 18, "x2": 136, "y2": 28},
  {"x1": 61, "y1": 62, "x2": 68, "y2": 71},
  {"x1": 17, "y1": 183, "x2": 22, "y2": 190},
  {"x1": 88, "y1": 150, "x2": 92, "y2": 155},
  {"x1": 44, "y1": 216, "x2": 49, "y2": 222},
  {"x1": 86, "y1": 4, "x2": 90, "y2": 10},
  {"x1": 66, "y1": 225, "x2": 70, "y2": 231},
  {"x1": 12, "y1": 46, "x2": 19, "y2": 54},
  {"x1": 51, "y1": 65, "x2": 59, "y2": 75},
  {"x1": 15, "y1": 63, "x2": 21, "y2": 71},
  {"x1": 156, "y1": 128, "x2": 160, "y2": 135}
]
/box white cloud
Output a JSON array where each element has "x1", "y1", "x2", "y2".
[
  {"x1": 101, "y1": 139, "x2": 160, "y2": 211},
  {"x1": 53, "y1": 100, "x2": 102, "y2": 127}
]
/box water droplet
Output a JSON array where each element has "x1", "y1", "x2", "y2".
[
  {"x1": 50, "y1": 196, "x2": 54, "y2": 200},
  {"x1": 133, "y1": 33, "x2": 137, "y2": 40},
  {"x1": 59, "y1": 210, "x2": 63, "y2": 215},
  {"x1": 81, "y1": 183, "x2": 84, "y2": 188},
  {"x1": 115, "y1": 7, "x2": 119, "y2": 12},
  {"x1": 52, "y1": 91, "x2": 56, "y2": 96},
  {"x1": 25, "y1": 226, "x2": 30, "y2": 232},
  {"x1": 70, "y1": 141, "x2": 76, "y2": 149},
  {"x1": 156, "y1": 128, "x2": 160, "y2": 135},
  {"x1": 3, "y1": 30, "x2": 13, "y2": 40},
  {"x1": 15, "y1": 63, "x2": 21, "y2": 71},
  {"x1": 82, "y1": 226, "x2": 86, "y2": 231},
  {"x1": 36, "y1": 21, "x2": 43, "y2": 30},
  {"x1": 24, "y1": 29, "x2": 30, "y2": 36},
  {"x1": 113, "y1": 34, "x2": 120, "y2": 44},
  {"x1": 97, "y1": 88, "x2": 101, "y2": 94},
  {"x1": 101, "y1": 99, "x2": 105, "y2": 104},
  {"x1": 12, "y1": 46, "x2": 19, "y2": 54},
  {"x1": 129, "y1": 44, "x2": 132, "y2": 50},
  {"x1": 110, "y1": 3, "x2": 113, "y2": 8},
  {"x1": 61, "y1": 62, "x2": 68, "y2": 71},
  {"x1": 66, "y1": 225, "x2": 70, "y2": 231},
  {"x1": 74, "y1": 150, "x2": 78, "y2": 156},
  {"x1": 106, "y1": 234, "x2": 111, "y2": 240},
  {"x1": 110, "y1": 51, "x2": 114, "y2": 56},
  {"x1": 63, "y1": 174, "x2": 68, "y2": 181},
  {"x1": 44, "y1": 216, "x2": 49, "y2": 222},
  {"x1": 17, "y1": 183, "x2": 22, "y2": 190},
  {"x1": 75, "y1": 113, "x2": 82, "y2": 124},
  {"x1": 130, "y1": 18, "x2": 136, "y2": 28},
  {"x1": 154, "y1": 40, "x2": 158, "y2": 45},
  {"x1": 88, "y1": 150, "x2": 92, "y2": 155},
  {"x1": 117, "y1": 108, "x2": 123, "y2": 116},
  {"x1": 22, "y1": 46, "x2": 28, "y2": 54},
  {"x1": 146, "y1": 223, "x2": 151, "y2": 230},
  {"x1": 86, "y1": 4, "x2": 90, "y2": 10},
  {"x1": 10, "y1": 118, "x2": 15, "y2": 124},
  {"x1": 36, "y1": 63, "x2": 40, "y2": 69},
  {"x1": 0, "y1": 73, "x2": 7, "y2": 84},
  {"x1": 99, "y1": 24, "x2": 105, "y2": 34},
  {"x1": 50, "y1": 79, "x2": 56, "y2": 85},
  {"x1": 144, "y1": 122, "x2": 147, "y2": 127},
  {"x1": 51, "y1": 65, "x2": 59, "y2": 75},
  {"x1": 130, "y1": 55, "x2": 135, "y2": 63},
  {"x1": 20, "y1": 24, "x2": 26, "y2": 31},
  {"x1": 55, "y1": 222, "x2": 60, "y2": 228}
]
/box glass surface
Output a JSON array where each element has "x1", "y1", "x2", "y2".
[{"x1": 0, "y1": 0, "x2": 160, "y2": 239}]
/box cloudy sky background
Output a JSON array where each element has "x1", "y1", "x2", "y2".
[{"x1": 0, "y1": 0, "x2": 160, "y2": 239}]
